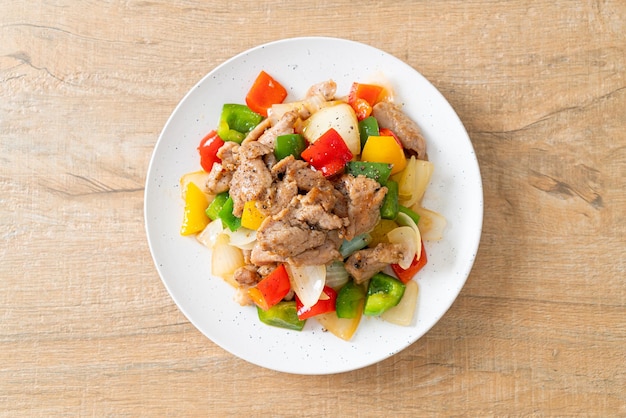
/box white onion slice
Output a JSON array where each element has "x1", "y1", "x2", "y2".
[
  {"x1": 412, "y1": 205, "x2": 447, "y2": 241},
  {"x1": 325, "y1": 260, "x2": 349, "y2": 290},
  {"x1": 412, "y1": 159, "x2": 434, "y2": 205},
  {"x1": 381, "y1": 279, "x2": 419, "y2": 326},
  {"x1": 395, "y1": 212, "x2": 422, "y2": 261},
  {"x1": 223, "y1": 226, "x2": 257, "y2": 250},
  {"x1": 387, "y1": 226, "x2": 417, "y2": 269},
  {"x1": 196, "y1": 220, "x2": 225, "y2": 249},
  {"x1": 395, "y1": 157, "x2": 433, "y2": 207},
  {"x1": 285, "y1": 264, "x2": 326, "y2": 308},
  {"x1": 211, "y1": 239, "x2": 245, "y2": 287},
  {"x1": 301, "y1": 103, "x2": 360, "y2": 157}
]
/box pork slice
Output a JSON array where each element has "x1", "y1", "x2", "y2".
[
  {"x1": 372, "y1": 101, "x2": 427, "y2": 160},
  {"x1": 288, "y1": 237, "x2": 342, "y2": 266},
  {"x1": 233, "y1": 265, "x2": 261, "y2": 287},
  {"x1": 257, "y1": 264, "x2": 279, "y2": 278},
  {"x1": 238, "y1": 140, "x2": 272, "y2": 160},
  {"x1": 250, "y1": 244, "x2": 285, "y2": 266},
  {"x1": 242, "y1": 118, "x2": 272, "y2": 144},
  {"x1": 292, "y1": 162, "x2": 327, "y2": 192},
  {"x1": 344, "y1": 243, "x2": 406, "y2": 284},
  {"x1": 216, "y1": 141, "x2": 240, "y2": 171},
  {"x1": 292, "y1": 192, "x2": 346, "y2": 230},
  {"x1": 254, "y1": 186, "x2": 345, "y2": 264},
  {"x1": 229, "y1": 157, "x2": 273, "y2": 217},
  {"x1": 256, "y1": 214, "x2": 328, "y2": 258},
  {"x1": 306, "y1": 80, "x2": 337, "y2": 101},
  {"x1": 336, "y1": 174, "x2": 387, "y2": 240},
  {"x1": 271, "y1": 155, "x2": 329, "y2": 192},
  {"x1": 206, "y1": 141, "x2": 240, "y2": 194},
  {"x1": 206, "y1": 162, "x2": 232, "y2": 194},
  {"x1": 258, "y1": 110, "x2": 298, "y2": 149},
  {"x1": 263, "y1": 176, "x2": 298, "y2": 216}
]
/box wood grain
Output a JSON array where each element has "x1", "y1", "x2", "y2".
[{"x1": 1, "y1": 1, "x2": 624, "y2": 416}]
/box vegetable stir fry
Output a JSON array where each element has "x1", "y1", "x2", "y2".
[{"x1": 179, "y1": 71, "x2": 446, "y2": 340}]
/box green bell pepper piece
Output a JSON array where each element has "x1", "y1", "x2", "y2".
[
  {"x1": 217, "y1": 195, "x2": 241, "y2": 231},
  {"x1": 358, "y1": 116, "x2": 379, "y2": 148},
  {"x1": 339, "y1": 233, "x2": 372, "y2": 258},
  {"x1": 336, "y1": 280, "x2": 366, "y2": 319},
  {"x1": 274, "y1": 133, "x2": 306, "y2": 161},
  {"x1": 346, "y1": 161, "x2": 392, "y2": 186},
  {"x1": 398, "y1": 204, "x2": 421, "y2": 226},
  {"x1": 205, "y1": 192, "x2": 229, "y2": 221},
  {"x1": 364, "y1": 272, "x2": 406, "y2": 316},
  {"x1": 257, "y1": 301, "x2": 306, "y2": 331},
  {"x1": 381, "y1": 180, "x2": 399, "y2": 220},
  {"x1": 217, "y1": 104, "x2": 263, "y2": 144}
]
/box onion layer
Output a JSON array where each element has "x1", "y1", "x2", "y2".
[
  {"x1": 381, "y1": 280, "x2": 419, "y2": 326},
  {"x1": 285, "y1": 264, "x2": 326, "y2": 308},
  {"x1": 387, "y1": 226, "x2": 417, "y2": 269},
  {"x1": 395, "y1": 212, "x2": 422, "y2": 261}
]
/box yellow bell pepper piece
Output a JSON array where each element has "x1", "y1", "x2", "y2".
[
  {"x1": 180, "y1": 182, "x2": 210, "y2": 236},
  {"x1": 241, "y1": 200, "x2": 266, "y2": 230},
  {"x1": 360, "y1": 135, "x2": 407, "y2": 175}
]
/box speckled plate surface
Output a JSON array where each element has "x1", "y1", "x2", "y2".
[{"x1": 144, "y1": 37, "x2": 483, "y2": 374}]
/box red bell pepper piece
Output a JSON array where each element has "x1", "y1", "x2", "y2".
[
  {"x1": 245, "y1": 70, "x2": 288, "y2": 117},
  {"x1": 296, "y1": 286, "x2": 338, "y2": 320},
  {"x1": 391, "y1": 241, "x2": 427, "y2": 283},
  {"x1": 300, "y1": 128, "x2": 353, "y2": 177},
  {"x1": 348, "y1": 82, "x2": 384, "y2": 120},
  {"x1": 248, "y1": 264, "x2": 291, "y2": 310},
  {"x1": 198, "y1": 130, "x2": 225, "y2": 172}
]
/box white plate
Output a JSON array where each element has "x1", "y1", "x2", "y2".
[{"x1": 144, "y1": 37, "x2": 483, "y2": 375}]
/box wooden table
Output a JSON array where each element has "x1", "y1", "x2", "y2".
[{"x1": 2, "y1": 1, "x2": 624, "y2": 415}]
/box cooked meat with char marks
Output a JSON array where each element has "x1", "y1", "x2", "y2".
[
  {"x1": 372, "y1": 101, "x2": 427, "y2": 160},
  {"x1": 266, "y1": 156, "x2": 347, "y2": 217},
  {"x1": 258, "y1": 110, "x2": 298, "y2": 149},
  {"x1": 242, "y1": 118, "x2": 272, "y2": 144},
  {"x1": 272, "y1": 156, "x2": 326, "y2": 192},
  {"x1": 233, "y1": 265, "x2": 261, "y2": 287},
  {"x1": 217, "y1": 141, "x2": 240, "y2": 170},
  {"x1": 206, "y1": 141, "x2": 240, "y2": 194},
  {"x1": 344, "y1": 243, "x2": 406, "y2": 284},
  {"x1": 253, "y1": 182, "x2": 347, "y2": 266},
  {"x1": 257, "y1": 264, "x2": 278, "y2": 277},
  {"x1": 292, "y1": 190, "x2": 347, "y2": 230},
  {"x1": 288, "y1": 231, "x2": 342, "y2": 266},
  {"x1": 306, "y1": 80, "x2": 337, "y2": 101},
  {"x1": 206, "y1": 162, "x2": 232, "y2": 194},
  {"x1": 256, "y1": 215, "x2": 328, "y2": 258},
  {"x1": 335, "y1": 174, "x2": 387, "y2": 241},
  {"x1": 229, "y1": 141, "x2": 273, "y2": 217},
  {"x1": 250, "y1": 244, "x2": 285, "y2": 266},
  {"x1": 238, "y1": 140, "x2": 272, "y2": 160}
]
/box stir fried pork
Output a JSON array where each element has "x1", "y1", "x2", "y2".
[
  {"x1": 372, "y1": 101, "x2": 427, "y2": 160},
  {"x1": 335, "y1": 174, "x2": 387, "y2": 241},
  {"x1": 253, "y1": 183, "x2": 346, "y2": 266},
  {"x1": 233, "y1": 265, "x2": 261, "y2": 287},
  {"x1": 258, "y1": 110, "x2": 298, "y2": 149},
  {"x1": 306, "y1": 80, "x2": 337, "y2": 101},
  {"x1": 344, "y1": 243, "x2": 406, "y2": 284},
  {"x1": 225, "y1": 141, "x2": 273, "y2": 216},
  {"x1": 206, "y1": 141, "x2": 240, "y2": 194},
  {"x1": 207, "y1": 84, "x2": 416, "y2": 281}
]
